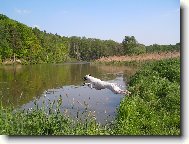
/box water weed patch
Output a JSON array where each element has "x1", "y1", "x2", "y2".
[{"x1": 0, "y1": 103, "x2": 112, "y2": 135}]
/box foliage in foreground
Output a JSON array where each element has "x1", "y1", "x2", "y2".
[
  {"x1": 115, "y1": 58, "x2": 180, "y2": 135},
  {"x1": 0, "y1": 58, "x2": 180, "y2": 135},
  {"x1": 0, "y1": 104, "x2": 112, "y2": 135}
]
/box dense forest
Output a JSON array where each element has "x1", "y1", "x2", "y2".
[{"x1": 0, "y1": 14, "x2": 180, "y2": 64}]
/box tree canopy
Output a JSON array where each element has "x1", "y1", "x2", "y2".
[{"x1": 0, "y1": 14, "x2": 180, "y2": 64}]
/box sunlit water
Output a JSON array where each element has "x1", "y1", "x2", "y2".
[{"x1": 0, "y1": 63, "x2": 135, "y2": 124}]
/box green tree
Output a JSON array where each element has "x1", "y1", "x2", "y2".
[
  {"x1": 122, "y1": 36, "x2": 138, "y2": 55},
  {"x1": 129, "y1": 44, "x2": 146, "y2": 55}
]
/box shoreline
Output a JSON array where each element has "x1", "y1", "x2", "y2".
[
  {"x1": 95, "y1": 51, "x2": 180, "y2": 63},
  {"x1": 1, "y1": 51, "x2": 180, "y2": 66}
]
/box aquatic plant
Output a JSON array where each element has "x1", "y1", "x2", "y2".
[{"x1": 0, "y1": 96, "x2": 112, "y2": 135}]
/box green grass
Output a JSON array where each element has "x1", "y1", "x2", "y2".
[
  {"x1": 114, "y1": 58, "x2": 180, "y2": 135},
  {"x1": 0, "y1": 58, "x2": 180, "y2": 135},
  {"x1": 0, "y1": 98, "x2": 112, "y2": 135}
]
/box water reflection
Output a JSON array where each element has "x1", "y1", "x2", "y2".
[
  {"x1": 0, "y1": 63, "x2": 134, "y2": 124},
  {"x1": 21, "y1": 76, "x2": 126, "y2": 124}
]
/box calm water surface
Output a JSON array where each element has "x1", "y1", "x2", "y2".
[{"x1": 0, "y1": 63, "x2": 135, "y2": 124}]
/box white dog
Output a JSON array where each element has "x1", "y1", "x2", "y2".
[{"x1": 83, "y1": 74, "x2": 131, "y2": 95}]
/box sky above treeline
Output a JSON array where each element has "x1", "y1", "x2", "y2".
[{"x1": 0, "y1": 0, "x2": 180, "y2": 45}]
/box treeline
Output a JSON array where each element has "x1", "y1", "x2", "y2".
[
  {"x1": 68, "y1": 36, "x2": 123, "y2": 61},
  {"x1": 146, "y1": 43, "x2": 180, "y2": 53},
  {"x1": 0, "y1": 14, "x2": 69, "y2": 64},
  {"x1": 122, "y1": 36, "x2": 180, "y2": 55},
  {"x1": 0, "y1": 14, "x2": 180, "y2": 64}
]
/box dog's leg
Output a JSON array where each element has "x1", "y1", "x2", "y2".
[
  {"x1": 83, "y1": 83, "x2": 93, "y2": 89},
  {"x1": 90, "y1": 83, "x2": 93, "y2": 89},
  {"x1": 83, "y1": 82, "x2": 90, "y2": 86}
]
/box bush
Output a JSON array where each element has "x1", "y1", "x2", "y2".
[
  {"x1": 129, "y1": 45, "x2": 146, "y2": 55},
  {"x1": 114, "y1": 58, "x2": 180, "y2": 135}
]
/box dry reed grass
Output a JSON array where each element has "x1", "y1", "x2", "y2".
[{"x1": 95, "y1": 51, "x2": 180, "y2": 62}]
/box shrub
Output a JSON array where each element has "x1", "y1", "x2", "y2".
[{"x1": 114, "y1": 58, "x2": 180, "y2": 135}]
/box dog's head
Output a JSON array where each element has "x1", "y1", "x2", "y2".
[{"x1": 83, "y1": 74, "x2": 91, "y2": 81}]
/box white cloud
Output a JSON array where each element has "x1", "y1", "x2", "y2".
[{"x1": 14, "y1": 8, "x2": 31, "y2": 14}]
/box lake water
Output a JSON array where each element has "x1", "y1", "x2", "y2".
[{"x1": 0, "y1": 63, "x2": 135, "y2": 124}]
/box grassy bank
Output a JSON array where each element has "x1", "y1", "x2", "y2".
[
  {"x1": 0, "y1": 58, "x2": 180, "y2": 135},
  {"x1": 115, "y1": 58, "x2": 180, "y2": 135}
]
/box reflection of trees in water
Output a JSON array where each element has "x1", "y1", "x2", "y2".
[
  {"x1": 0, "y1": 64, "x2": 71, "y2": 107},
  {"x1": 0, "y1": 64, "x2": 23, "y2": 73},
  {"x1": 0, "y1": 63, "x2": 135, "y2": 108},
  {"x1": 0, "y1": 65, "x2": 24, "y2": 107},
  {"x1": 69, "y1": 63, "x2": 102, "y2": 83},
  {"x1": 91, "y1": 64, "x2": 138, "y2": 81}
]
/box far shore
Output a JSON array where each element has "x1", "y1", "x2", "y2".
[
  {"x1": 1, "y1": 51, "x2": 180, "y2": 65},
  {"x1": 95, "y1": 51, "x2": 180, "y2": 63}
]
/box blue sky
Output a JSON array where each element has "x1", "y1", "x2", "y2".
[{"x1": 0, "y1": 0, "x2": 180, "y2": 45}]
